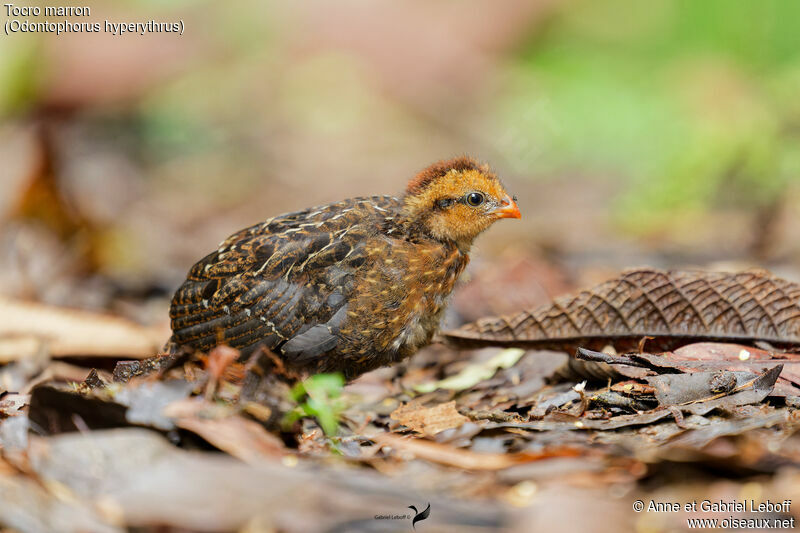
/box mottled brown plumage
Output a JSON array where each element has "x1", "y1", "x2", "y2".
[{"x1": 169, "y1": 157, "x2": 520, "y2": 380}]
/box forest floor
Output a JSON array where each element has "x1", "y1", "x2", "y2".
[{"x1": 1, "y1": 255, "x2": 799, "y2": 533}]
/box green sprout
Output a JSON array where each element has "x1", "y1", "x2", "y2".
[{"x1": 284, "y1": 373, "x2": 346, "y2": 436}]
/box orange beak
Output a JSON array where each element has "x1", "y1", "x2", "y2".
[{"x1": 493, "y1": 196, "x2": 521, "y2": 219}]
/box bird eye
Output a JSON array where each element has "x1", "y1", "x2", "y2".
[{"x1": 465, "y1": 192, "x2": 485, "y2": 207}]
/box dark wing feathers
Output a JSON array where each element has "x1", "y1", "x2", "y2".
[
  {"x1": 283, "y1": 305, "x2": 349, "y2": 363},
  {"x1": 169, "y1": 196, "x2": 401, "y2": 361}
]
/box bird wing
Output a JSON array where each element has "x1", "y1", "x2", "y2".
[{"x1": 169, "y1": 196, "x2": 402, "y2": 360}]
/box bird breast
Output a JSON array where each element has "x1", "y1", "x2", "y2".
[{"x1": 342, "y1": 236, "x2": 469, "y2": 360}]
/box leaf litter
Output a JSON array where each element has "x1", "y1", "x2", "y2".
[{"x1": 1, "y1": 267, "x2": 800, "y2": 532}]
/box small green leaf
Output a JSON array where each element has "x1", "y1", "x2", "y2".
[{"x1": 283, "y1": 373, "x2": 345, "y2": 436}]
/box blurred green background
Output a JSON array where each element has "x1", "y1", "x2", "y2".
[{"x1": 1, "y1": 0, "x2": 799, "y2": 319}]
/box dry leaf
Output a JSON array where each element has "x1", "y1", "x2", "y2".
[
  {"x1": 391, "y1": 401, "x2": 469, "y2": 436},
  {"x1": 374, "y1": 433, "x2": 580, "y2": 471},
  {"x1": 414, "y1": 348, "x2": 525, "y2": 393},
  {"x1": 0, "y1": 297, "x2": 165, "y2": 362},
  {"x1": 447, "y1": 269, "x2": 800, "y2": 352},
  {"x1": 164, "y1": 399, "x2": 285, "y2": 463}
]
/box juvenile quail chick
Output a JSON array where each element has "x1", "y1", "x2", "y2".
[{"x1": 169, "y1": 157, "x2": 520, "y2": 380}]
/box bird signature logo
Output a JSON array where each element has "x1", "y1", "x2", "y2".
[{"x1": 408, "y1": 503, "x2": 430, "y2": 530}]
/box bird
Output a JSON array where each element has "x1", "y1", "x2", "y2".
[{"x1": 168, "y1": 157, "x2": 520, "y2": 381}]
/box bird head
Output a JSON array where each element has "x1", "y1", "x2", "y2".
[{"x1": 402, "y1": 157, "x2": 520, "y2": 250}]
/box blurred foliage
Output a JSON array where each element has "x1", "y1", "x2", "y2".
[
  {"x1": 2, "y1": 0, "x2": 798, "y2": 260},
  {"x1": 497, "y1": 0, "x2": 800, "y2": 233},
  {"x1": 0, "y1": 37, "x2": 40, "y2": 115}
]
